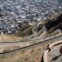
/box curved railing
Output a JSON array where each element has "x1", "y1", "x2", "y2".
[{"x1": 43, "y1": 40, "x2": 62, "y2": 62}]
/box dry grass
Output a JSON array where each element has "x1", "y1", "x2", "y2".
[{"x1": 0, "y1": 34, "x2": 22, "y2": 42}]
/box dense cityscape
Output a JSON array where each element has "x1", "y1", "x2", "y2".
[{"x1": 0, "y1": 0, "x2": 62, "y2": 34}]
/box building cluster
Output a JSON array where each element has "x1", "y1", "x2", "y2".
[{"x1": 0, "y1": 0, "x2": 61, "y2": 34}]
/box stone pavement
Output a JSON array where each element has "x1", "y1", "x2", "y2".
[{"x1": 48, "y1": 45, "x2": 62, "y2": 62}]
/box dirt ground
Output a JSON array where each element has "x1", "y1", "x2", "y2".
[
  {"x1": 0, "y1": 43, "x2": 48, "y2": 62},
  {"x1": 0, "y1": 34, "x2": 22, "y2": 42}
]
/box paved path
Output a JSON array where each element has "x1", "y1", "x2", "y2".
[
  {"x1": 49, "y1": 45, "x2": 62, "y2": 62},
  {"x1": 0, "y1": 34, "x2": 62, "y2": 54}
]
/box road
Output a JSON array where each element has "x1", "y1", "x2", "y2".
[
  {"x1": 0, "y1": 42, "x2": 30, "y2": 48},
  {"x1": 0, "y1": 34, "x2": 62, "y2": 54}
]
